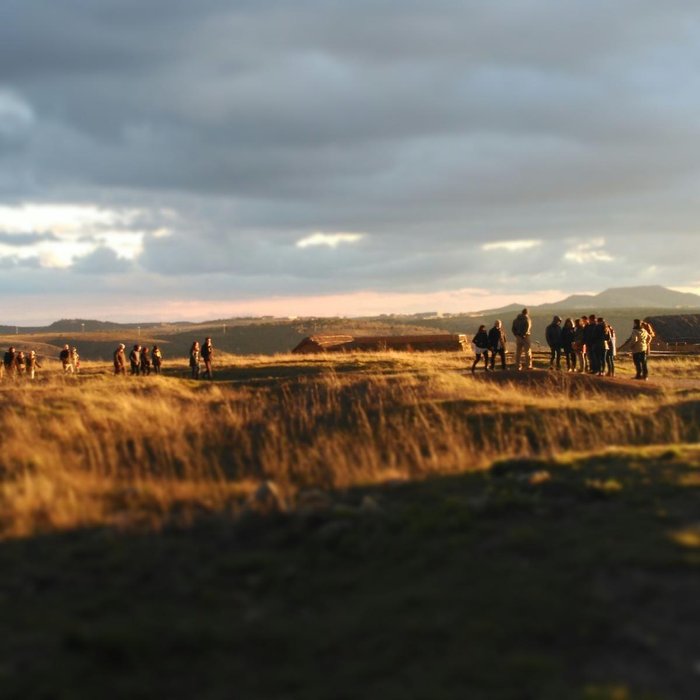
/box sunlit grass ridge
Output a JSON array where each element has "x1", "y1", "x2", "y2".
[{"x1": 0, "y1": 351, "x2": 698, "y2": 537}]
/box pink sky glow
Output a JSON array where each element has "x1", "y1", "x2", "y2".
[{"x1": 10, "y1": 288, "x2": 570, "y2": 325}]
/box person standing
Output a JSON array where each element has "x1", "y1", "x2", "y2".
[
  {"x1": 3, "y1": 346, "x2": 16, "y2": 378},
  {"x1": 59, "y1": 344, "x2": 73, "y2": 373},
  {"x1": 189, "y1": 341, "x2": 201, "y2": 379},
  {"x1": 604, "y1": 322, "x2": 616, "y2": 377},
  {"x1": 545, "y1": 316, "x2": 563, "y2": 370},
  {"x1": 70, "y1": 347, "x2": 80, "y2": 374},
  {"x1": 140, "y1": 346, "x2": 151, "y2": 376},
  {"x1": 627, "y1": 320, "x2": 649, "y2": 380},
  {"x1": 511, "y1": 309, "x2": 533, "y2": 371},
  {"x1": 488, "y1": 320, "x2": 507, "y2": 371},
  {"x1": 151, "y1": 345, "x2": 163, "y2": 375},
  {"x1": 113, "y1": 344, "x2": 127, "y2": 376},
  {"x1": 15, "y1": 351, "x2": 26, "y2": 378},
  {"x1": 201, "y1": 337, "x2": 214, "y2": 379},
  {"x1": 129, "y1": 344, "x2": 141, "y2": 376},
  {"x1": 26, "y1": 350, "x2": 41, "y2": 380},
  {"x1": 561, "y1": 318, "x2": 576, "y2": 372},
  {"x1": 471, "y1": 325, "x2": 490, "y2": 373}
]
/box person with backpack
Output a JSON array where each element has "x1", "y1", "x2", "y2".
[
  {"x1": 471, "y1": 325, "x2": 490, "y2": 373},
  {"x1": 511, "y1": 308, "x2": 532, "y2": 371},
  {"x1": 201, "y1": 337, "x2": 214, "y2": 379},
  {"x1": 545, "y1": 315, "x2": 563, "y2": 370},
  {"x1": 487, "y1": 320, "x2": 507, "y2": 371}
]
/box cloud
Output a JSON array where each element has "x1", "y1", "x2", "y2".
[
  {"x1": 296, "y1": 232, "x2": 365, "y2": 248},
  {"x1": 564, "y1": 238, "x2": 615, "y2": 264},
  {"x1": 2, "y1": 1, "x2": 700, "y2": 318},
  {"x1": 482, "y1": 240, "x2": 542, "y2": 253}
]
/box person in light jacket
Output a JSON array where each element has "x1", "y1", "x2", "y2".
[{"x1": 626, "y1": 319, "x2": 649, "y2": 380}]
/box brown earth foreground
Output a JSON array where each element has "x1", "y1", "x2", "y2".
[{"x1": 1, "y1": 351, "x2": 699, "y2": 699}]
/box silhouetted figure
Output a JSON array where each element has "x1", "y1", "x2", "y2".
[
  {"x1": 471, "y1": 325, "x2": 489, "y2": 373},
  {"x1": 511, "y1": 309, "x2": 532, "y2": 371},
  {"x1": 561, "y1": 318, "x2": 576, "y2": 372},
  {"x1": 545, "y1": 316, "x2": 563, "y2": 370},
  {"x1": 201, "y1": 337, "x2": 214, "y2": 379},
  {"x1": 129, "y1": 345, "x2": 141, "y2": 376},
  {"x1": 140, "y1": 346, "x2": 151, "y2": 376},
  {"x1": 488, "y1": 320, "x2": 507, "y2": 370}
]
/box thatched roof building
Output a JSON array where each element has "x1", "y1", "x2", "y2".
[{"x1": 292, "y1": 333, "x2": 469, "y2": 354}]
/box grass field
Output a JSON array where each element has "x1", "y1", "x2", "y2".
[{"x1": 1, "y1": 351, "x2": 699, "y2": 698}]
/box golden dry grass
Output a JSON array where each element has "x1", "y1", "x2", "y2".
[{"x1": 1, "y1": 351, "x2": 699, "y2": 538}]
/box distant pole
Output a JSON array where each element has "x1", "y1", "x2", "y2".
[{"x1": 15, "y1": 326, "x2": 18, "y2": 335}]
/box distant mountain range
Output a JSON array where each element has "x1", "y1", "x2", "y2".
[{"x1": 478, "y1": 285, "x2": 700, "y2": 315}]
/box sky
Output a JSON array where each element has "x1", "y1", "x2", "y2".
[{"x1": 2, "y1": 0, "x2": 700, "y2": 324}]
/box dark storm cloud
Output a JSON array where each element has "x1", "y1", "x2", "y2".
[{"x1": 2, "y1": 0, "x2": 700, "y2": 312}]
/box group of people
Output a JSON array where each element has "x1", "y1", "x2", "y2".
[
  {"x1": 112, "y1": 337, "x2": 214, "y2": 379},
  {"x1": 112, "y1": 343, "x2": 163, "y2": 376},
  {"x1": 2, "y1": 346, "x2": 42, "y2": 380},
  {"x1": 471, "y1": 309, "x2": 655, "y2": 380},
  {"x1": 188, "y1": 338, "x2": 214, "y2": 379},
  {"x1": 59, "y1": 344, "x2": 81, "y2": 373}
]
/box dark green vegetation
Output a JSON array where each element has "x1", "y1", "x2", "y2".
[{"x1": 2, "y1": 449, "x2": 698, "y2": 700}]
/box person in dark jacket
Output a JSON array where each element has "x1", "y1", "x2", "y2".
[
  {"x1": 140, "y1": 346, "x2": 151, "y2": 376},
  {"x1": 511, "y1": 308, "x2": 532, "y2": 371},
  {"x1": 487, "y1": 320, "x2": 507, "y2": 370},
  {"x1": 129, "y1": 344, "x2": 141, "y2": 376},
  {"x1": 573, "y1": 318, "x2": 586, "y2": 373},
  {"x1": 591, "y1": 318, "x2": 607, "y2": 376},
  {"x1": 3, "y1": 346, "x2": 16, "y2": 378},
  {"x1": 113, "y1": 344, "x2": 126, "y2": 376},
  {"x1": 201, "y1": 337, "x2": 214, "y2": 379},
  {"x1": 545, "y1": 316, "x2": 563, "y2": 370},
  {"x1": 15, "y1": 351, "x2": 26, "y2": 377},
  {"x1": 561, "y1": 318, "x2": 576, "y2": 372},
  {"x1": 582, "y1": 314, "x2": 598, "y2": 373},
  {"x1": 151, "y1": 345, "x2": 162, "y2": 375},
  {"x1": 59, "y1": 344, "x2": 72, "y2": 373},
  {"x1": 471, "y1": 325, "x2": 489, "y2": 373}
]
